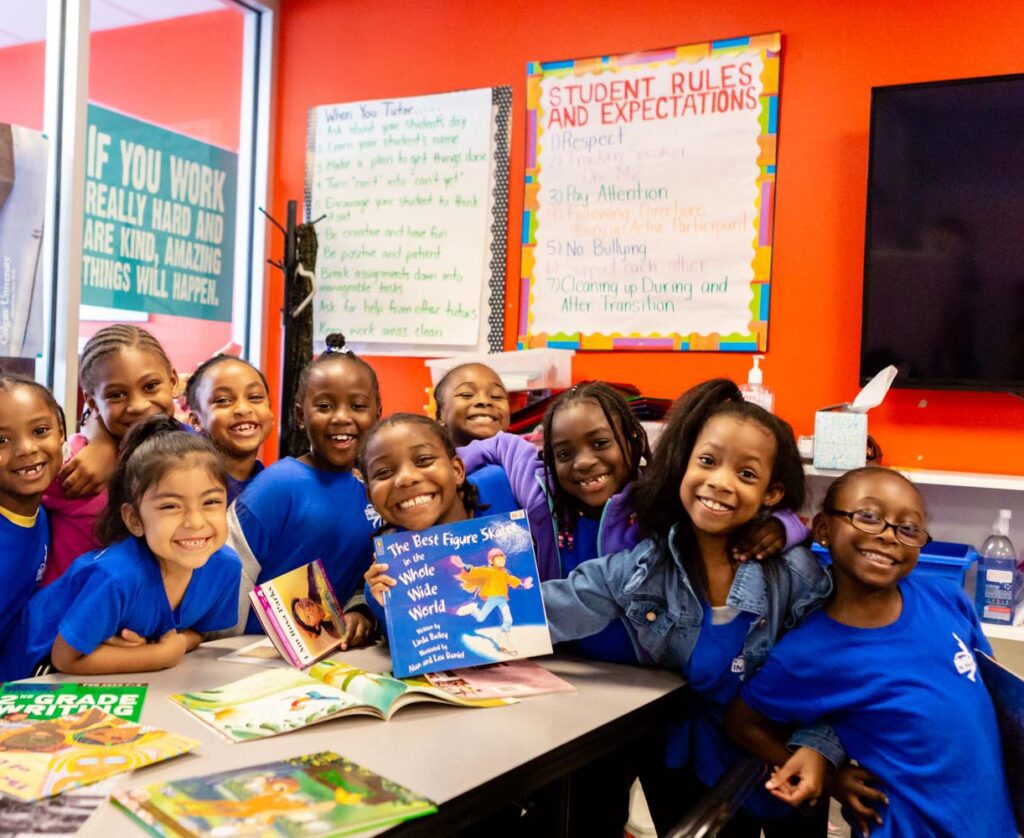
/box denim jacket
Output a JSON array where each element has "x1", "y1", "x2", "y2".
[{"x1": 541, "y1": 525, "x2": 845, "y2": 766}]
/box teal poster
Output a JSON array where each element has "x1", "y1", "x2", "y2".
[{"x1": 81, "y1": 105, "x2": 237, "y2": 321}]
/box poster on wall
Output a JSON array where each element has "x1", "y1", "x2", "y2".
[
  {"x1": 0, "y1": 123, "x2": 47, "y2": 361},
  {"x1": 81, "y1": 105, "x2": 237, "y2": 322},
  {"x1": 520, "y1": 33, "x2": 781, "y2": 351},
  {"x1": 307, "y1": 87, "x2": 512, "y2": 356}
]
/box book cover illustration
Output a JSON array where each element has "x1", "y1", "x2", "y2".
[
  {"x1": 0, "y1": 682, "x2": 147, "y2": 722},
  {"x1": 424, "y1": 659, "x2": 575, "y2": 700},
  {"x1": 249, "y1": 559, "x2": 346, "y2": 668},
  {"x1": 170, "y1": 659, "x2": 513, "y2": 743},
  {"x1": 113, "y1": 750, "x2": 435, "y2": 837},
  {"x1": 0, "y1": 776, "x2": 123, "y2": 837},
  {"x1": 377, "y1": 511, "x2": 552, "y2": 678},
  {"x1": 978, "y1": 652, "x2": 1024, "y2": 831},
  {"x1": 0, "y1": 708, "x2": 199, "y2": 802}
]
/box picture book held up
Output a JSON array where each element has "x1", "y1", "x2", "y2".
[{"x1": 377, "y1": 511, "x2": 553, "y2": 678}]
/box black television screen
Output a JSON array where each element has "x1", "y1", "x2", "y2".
[{"x1": 861, "y1": 74, "x2": 1024, "y2": 391}]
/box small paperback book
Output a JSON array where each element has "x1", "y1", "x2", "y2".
[
  {"x1": 0, "y1": 776, "x2": 125, "y2": 838},
  {"x1": 249, "y1": 559, "x2": 346, "y2": 668},
  {"x1": 978, "y1": 652, "x2": 1024, "y2": 831},
  {"x1": 0, "y1": 682, "x2": 147, "y2": 722},
  {"x1": 423, "y1": 659, "x2": 575, "y2": 700},
  {"x1": 113, "y1": 751, "x2": 435, "y2": 837},
  {"x1": 170, "y1": 659, "x2": 514, "y2": 743},
  {"x1": 0, "y1": 708, "x2": 199, "y2": 802},
  {"x1": 377, "y1": 510, "x2": 552, "y2": 679}
]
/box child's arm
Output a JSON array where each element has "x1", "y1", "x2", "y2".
[
  {"x1": 52, "y1": 629, "x2": 188, "y2": 675},
  {"x1": 725, "y1": 697, "x2": 826, "y2": 807},
  {"x1": 540, "y1": 547, "x2": 637, "y2": 642},
  {"x1": 59, "y1": 412, "x2": 118, "y2": 498},
  {"x1": 733, "y1": 509, "x2": 809, "y2": 561}
]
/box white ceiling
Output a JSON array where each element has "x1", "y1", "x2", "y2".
[{"x1": 0, "y1": 0, "x2": 230, "y2": 48}]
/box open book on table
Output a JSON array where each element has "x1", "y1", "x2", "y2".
[{"x1": 169, "y1": 658, "x2": 515, "y2": 742}]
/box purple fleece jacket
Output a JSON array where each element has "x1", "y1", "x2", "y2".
[{"x1": 458, "y1": 431, "x2": 810, "y2": 582}]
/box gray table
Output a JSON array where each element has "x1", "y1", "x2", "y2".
[{"x1": 36, "y1": 637, "x2": 684, "y2": 835}]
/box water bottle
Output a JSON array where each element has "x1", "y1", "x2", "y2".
[{"x1": 975, "y1": 509, "x2": 1017, "y2": 624}]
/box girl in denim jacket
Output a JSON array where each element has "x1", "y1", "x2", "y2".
[{"x1": 542, "y1": 379, "x2": 839, "y2": 837}]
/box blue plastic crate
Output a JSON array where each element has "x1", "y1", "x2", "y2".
[{"x1": 810, "y1": 540, "x2": 978, "y2": 585}]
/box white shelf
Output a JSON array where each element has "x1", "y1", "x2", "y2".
[
  {"x1": 804, "y1": 464, "x2": 1024, "y2": 492},
  {"x1": 982, "y1": 623, "x2": 1024, "y2": 642}
]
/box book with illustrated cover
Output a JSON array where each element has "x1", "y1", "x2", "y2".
[
  {"x1": 0, "y1": 708, "x2": 199, "y2": 802},
  {"x1": 0, "y1": 776, "x2": 124, "y2": 837},
  {"x1": 0, "y1": 682, "x2": 147, "y2": 722},
  {"x1": 112, "y1": 751, "x2": 435, "y2": 837},
  {"x1": 249, "y1": 559, "x2": 346, "y2": 668},
  {"x1": 423, "y1": 659, "x2": 575, "y2": 699},
  {"x1": 377, "y1": 511, "x2": 552, "y2": 678},
  {"x1": 170, "y1": 658, "x2": 514, "y2": 743}
]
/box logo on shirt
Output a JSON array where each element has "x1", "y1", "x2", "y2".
[
  {"x1": 364, "y1": 504, "x2": 383, "y2": 528},
  {"x1": 952, "y1": 632, "x2": 977, "y2": 682},
  {"x1": 35, "y1": 546, "x2": 48, "y2": 582},
  {"x1": 730, "y1": 656, "x2": 745, "y2": 674}
]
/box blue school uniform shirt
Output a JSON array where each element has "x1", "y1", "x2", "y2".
[
  {"x1": 0, "y1": 506, "x2": 49, "y2": 641},
  {"x1": 1, "y1": 537, "x2": 241, "y2": 682},
  {"x1": 226, "y1": 460, "x2": 264, "y2": 505},
  {"x1": 742, "y1": 574, "x2": 1016, "y2": 837},
  {"x1": 667, "y1": 604, "x2": 789, "y2": 818},
  {"x1": 231, "y1": 457, "x2": 380, "y2": 634}
]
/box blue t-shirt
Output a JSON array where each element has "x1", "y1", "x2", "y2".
[
  {"x1": 1, "y1": 537, "x2": 241, "y2": 681},
  {"x1": 227, "y1": 460, "x2": 264, "y2": 505},
  {"x1": 0, "y1": 507, "x2": 49, "y2": 642},
  {"x1": 557, "y1": 515, "x2": 640, "y2": 664},
  {"x1": 233, "y1": 458, "x2": 380, "y2": 634},
  {"x1": 742, "y1": 575, "x2": 1015, "y2": 837}
]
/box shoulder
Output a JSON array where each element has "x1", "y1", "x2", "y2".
[
  {"x1": 200, "y1": 545, "x2": 243, "y2": 582},
  {"x1": 236, "y1": 458, "x2": 309, "y2": 504},
  {"x1": 71, "y1": 539, "x2": 149, "y2": 588},
  {"x1": 905, "y1": 572, "x2": 975, "y2": 617},
  {"x1": 779, "y1": 545, "x2": 831, "y2": 589}
]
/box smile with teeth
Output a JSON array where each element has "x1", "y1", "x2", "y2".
[
  {"x1": 230, "y1": 422, "x2": 261, "y2": 434},
  {"x1": 175, "y1": 537, "x2": 210, "y2": 551},
  {"x1": 467, "y1": 415, "x2": 498, "y2": 424},
  {"x1": 397, "y1": 493, "x2": 436, "y2": 511},
  {"x1": 13, "y1": 463, "x2": 46, "y2": 478},
  {"x1": 697, "y1": 496, "x2": 734, "y2": 513},
  {"x1": 860, "y1": 549, "x2": 897, "y2": 567},
  {"x1": 577, "y1": 474, "x2": 609, "y2": 491},
  {"x1": 329, "y1": 433, "x2": 356, "y2": 445}
]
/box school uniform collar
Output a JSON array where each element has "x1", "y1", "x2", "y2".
[{"x1": 0, "y1": 505, "x2": 39, "y2": 528}]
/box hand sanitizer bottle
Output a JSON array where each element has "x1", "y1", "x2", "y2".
[
  {"x1": 976, "y1": 509, "x2": 1018, "y2": 624},
  {"x1": 740, "y1": 355, "x2": 774, "y2": 413}
]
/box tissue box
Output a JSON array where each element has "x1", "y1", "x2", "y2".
[{"x1": 813, "y1": 407, "x2": 867, "y2": 470}]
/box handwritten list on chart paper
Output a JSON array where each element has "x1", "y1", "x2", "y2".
[
  {"x1": 521, "y1": 34, "x2": 781, "y2": 351},
  {"x1": 308, "y1": 89, "x2": 495, "y2": 349}
]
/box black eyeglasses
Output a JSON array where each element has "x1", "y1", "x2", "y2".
[{"x1": 825, "y1": 508, "x2": 932, "y2": 548}]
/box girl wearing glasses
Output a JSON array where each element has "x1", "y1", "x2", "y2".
[{"x1": 729, "y1": 466, "x2": 1015, "y2": 838}]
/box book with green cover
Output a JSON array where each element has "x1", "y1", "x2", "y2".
[
  {"x1": 112, "y1": 751, "x2": 436, "y2": 837},
  {"x1": 169, "y1": 658, "x2": 514, "y2": 743},
  {"x1": 0, "y1": 683, "x2": 147, "y2": 722}
]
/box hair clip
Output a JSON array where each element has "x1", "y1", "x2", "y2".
[
  {"x1": 557, "y1": 531, "x2": 575, "y2": 551},
  {"x1": 324, "y1": 344, "x2": 351, "y2": 355}
]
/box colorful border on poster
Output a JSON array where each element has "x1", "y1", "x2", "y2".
[{"x1": 518, "y1": 32, "x2": 781, "y2": 351}]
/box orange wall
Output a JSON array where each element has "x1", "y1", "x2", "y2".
[{"x1": 272, "y1": 0, "x2": 1024, "y2": 475}]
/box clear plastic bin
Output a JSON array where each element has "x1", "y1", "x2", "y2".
[{"x1": 424, "y1": 348, "x2": 574, "y2": 392}]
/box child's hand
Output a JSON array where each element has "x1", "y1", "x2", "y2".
[
  {"x1": 340, "y1": 611, "x2": 372, "y2": 650},
  {"x1": 831, "y1": 763, "x2": 887, "y2": 837},
  {"x1": 522, "y1": 576, "x2": 534, "y2": 590},
  {"x1": 102, "y1": 628, "x2": 146, "y2": 648},
  {"x1": 765, "y1": 746, "x2": 826, "y2": 807},
  {"x1": 59, "y1": 439, "x2": 116, "y2": 497},
  {"x1": 155, "y1": 629, "x2": 189, "y2": 668},
  {"x1": 364, "y1": 562, "x2": 396, "y2": 606},
  {"x1": 732, "y1": 517, "x2": 786, "y2": 562}
]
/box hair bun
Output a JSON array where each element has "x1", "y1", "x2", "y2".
[
  {"x1": 121, "y1": 414, "x2": 183, "y2": 460},
  {"x1": 324, "y1": 333, "x2": 348, "y2": 353}
]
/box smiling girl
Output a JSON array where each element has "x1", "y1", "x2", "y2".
[
  {"x1": 0, "y1": 416, "x2": 241, "y2": 680},
  {"x1": 434, "y1": 362, "x2": 511, "y2": 448},
  {"x1": 225, "y1": 334, "x2": 381, "y2": 646},
  {"x1": 185, "y1": 355, "x2": 274, "y2": 502}
]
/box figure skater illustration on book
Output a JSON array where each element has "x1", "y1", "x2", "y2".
[{"x1": 452, "y1": 548, "x2": 534, "y2": 655}]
